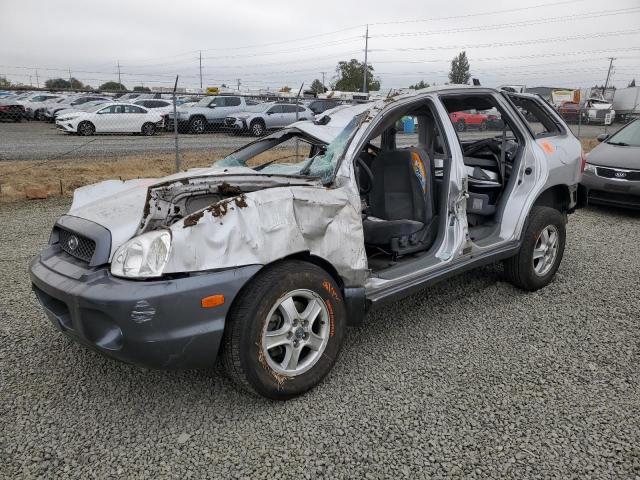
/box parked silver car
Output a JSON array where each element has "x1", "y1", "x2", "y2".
[
  {"x1": 30, "y1": 86, "x2": 584, "y2": 400},
  {"x1": 166, "y1": 95, "x2": 258, "y2": 133},
  {"x1": 582, "y1": 119, "x2": 640, "y2": 209},
  {"x1": 224, "y1": 102, "x2": 315, "y2": 136}
]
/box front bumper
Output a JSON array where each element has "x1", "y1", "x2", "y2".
[
  {"x1": 581, "y1": 170, "x2": 640, "y2": 209},
  {"x1": 224, "y1": 118, "x2": 247, "y2": 131},
  {"x1": 55, "y1": 121, "x2": 76, "y2": 132},
  {"x1": 30, "y1": 247, "x2": 261, "y2": 369}
]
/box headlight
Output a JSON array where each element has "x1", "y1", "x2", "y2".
[
  {"x1": 235, "y1": 114, "x2": 249, "y2": 119},
  {"x1": 111, "y1": 230, "x2": 171, "y2": 279},
  {"x1": 584, "y1": 162, "x2": 597, "y2": 174},
  {"x1": 58, "y1": 115, "x2": 79, "y2": 121}
]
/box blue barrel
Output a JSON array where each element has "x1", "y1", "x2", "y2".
[{"x1": 403, "y1": 117, "x2": 415, "y2": 133}]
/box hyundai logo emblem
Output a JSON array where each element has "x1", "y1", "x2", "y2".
[
  {"x1": 614, "y1": 171, "x2": 627, "y2": 178},
  {"x1": 67, "y1": 235, "x2": 79, "y2": 251}
]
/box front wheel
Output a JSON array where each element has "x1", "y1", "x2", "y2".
[
  {"x1": 77, "y1": 121, "x2": 95, "y2": 136},
  {"x1": 188, "y1": 116, "x2": 206, "y2": 134},
  {"x1": 456, "y1": 120, "x2": 466, "y2": 132},
  {"x1": 250, "y1": 120, "x2": 266, "y2": 136},
  {"x1": 503, "y1": 206, "x2": 566, "y2": 291},
  {"x1": 221, "y1": 260, "x2": 346, "y2": 400}
]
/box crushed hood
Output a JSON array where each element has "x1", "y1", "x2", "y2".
[{"x1": 68, "y1": 167, "x2": 322, "y2": 257}]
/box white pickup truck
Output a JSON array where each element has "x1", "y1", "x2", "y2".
[{"x1": 165, "y1": 95, "x2": 259, "y2": 133}]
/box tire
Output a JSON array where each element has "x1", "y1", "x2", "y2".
[
  {"x1": 141, "y1": 122, "x2": 156, "y2": 136},
  {"x1": 479, "y1": 121, "x2": 487, "y2": 131},
  {"x1": 503, "y1": 206, "x2": 566, "y2": 291},
  {"x1": 250, "y1": 119, "x2": 266, "y2": 136},
  {"x1": 221, "y1": 260, "x2": 346, "y2": 400},
  {"x1": 188, "y1": 116, "x2": 206, "y2": 134},
  {"x1": 456, "y1": 120, "x2": 466, "y2": 132},
  {"x1": 77, "y1": 121, "x2": 95, "y2": 136},
  {"x1": 34, "y1": 109, "x2": 42, "y2": 121}
]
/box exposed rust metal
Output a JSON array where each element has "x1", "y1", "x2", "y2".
[
  {"x1": 182, "y1": 194, "x2": 248, "y2": 227},
  {"x1": 218, "y1": 182, "x2": 242, "y2": 196},
  {"x1": 182, "y1": 210, "x2": 204, "y2": 228}
]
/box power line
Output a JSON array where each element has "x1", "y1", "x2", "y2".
[{"x1": 370, "y1": 28, "x2": 640, "y2": 53}]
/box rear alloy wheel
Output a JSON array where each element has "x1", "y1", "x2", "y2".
[
  {"x1": 250, "y1": 120, "x2": 266, "y2": 136},
  {"x1": 456, "y1": 120, "x2": 466, "y2": 132},
  {"x1": 222, "y1": 260, "x2": 345, "y2": 399},
  {"x1": 503, "y1": 206, "x2": 566, "y2": 291},
  {"x1": 77, "y1": 121, "x2": 95, "y2": 136},
  {"x1": 189, "y1": 116, "x2": 206, "y2": 134},
  {"x1": 479, "y1": 121, "x2": 487, "y2": 131},
  {"x1": 141, "y1": 122, "x2": 156, "y2": 136}
]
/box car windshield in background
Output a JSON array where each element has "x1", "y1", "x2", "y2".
[
  {"x1": 196, "y1": 97, "x2": 213, "y2": 107},
  {"x1": 214, "y1": 113, "x2": 363, "y2": 182},
  {"x1": 607, "y1": 120, "x2": 640, "y2": 147}
]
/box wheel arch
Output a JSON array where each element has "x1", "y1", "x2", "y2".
[{"x1": 532, "y1": 184, "x2": 571, "y2": 214}]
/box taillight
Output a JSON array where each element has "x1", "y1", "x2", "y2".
[{"x1": 580, "y1": 150, "x2": 587, "y2": 173}]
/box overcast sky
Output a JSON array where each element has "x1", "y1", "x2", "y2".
[{"x1": 1, "y1": 0, "x2": 639, "y2": 91}]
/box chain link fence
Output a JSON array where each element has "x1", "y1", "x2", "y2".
[{"x1": 0, "y1": 85, "x2": 622, "y2": 201}]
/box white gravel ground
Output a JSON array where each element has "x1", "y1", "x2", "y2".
[{"x1": 1, "y1": 199, "x2": 639, "y2": 479}]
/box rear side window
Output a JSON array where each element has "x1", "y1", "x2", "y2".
[
  {"x1": 226, "y1": 97, "x2": 241, "y2": 107},
  {"x1": 507, "y1": 95, "x2": 562, "y2": 138}
]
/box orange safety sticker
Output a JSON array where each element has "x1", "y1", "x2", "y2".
[{"x1": 539, "y1": 140, "x2": 555, "y2": 154}]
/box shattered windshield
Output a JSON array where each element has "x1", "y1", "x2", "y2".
[{"x1": 214, "y1": 113, "x2": 363, "y2": 182}]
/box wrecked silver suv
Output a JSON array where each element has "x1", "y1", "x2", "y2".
[{"x1": 30, "y1": 87, "x2": 585, "y2": 399}]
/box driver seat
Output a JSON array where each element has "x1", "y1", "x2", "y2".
[{"x1": 363, "y1": 147, "x2": 438, "y2": 256}]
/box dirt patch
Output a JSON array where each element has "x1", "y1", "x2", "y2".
[{"x1": 0, "y1": 148, "x2": 297, "y2": 202}]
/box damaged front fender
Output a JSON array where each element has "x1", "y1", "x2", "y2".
[{"x1": 164, "y1": 185, "x2": 368, "y2": 286}]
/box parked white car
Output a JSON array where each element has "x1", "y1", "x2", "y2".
[
  {"x1": 21, "y1": 94, "x2": 64, "y2": 120},
  {"x1": 56, "y1": 102, "x2": 163, "y2": 136}
]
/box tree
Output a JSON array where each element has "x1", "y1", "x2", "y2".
[
  {"x1": 409, "y1": 80, "x2": 430, "y2": 90},
  {"x1": 448, "y1": 51, "x2": 471, "y2": 85},
  {"x1": 0, "y1": 76, "x2": 11, "y2": 88},
  {"x1": 99, "y1": 81, "x2": 127, "y2": 91},
  {"x1": 310, "y1": 78, "x2": 326, "y2": 94},
  {"x1": 133, "y1": 86, "x2": 151, "y2": 92},
  {"x1": 331, "y1": 58, "x2": 380, "y2": 92},
  {"x1": 45, "y1": 78, "x2": 71, "y2": 89},
  {"x1": 629, "y1": 79, "x2": 636, "y2": 87},
  {"x1": 69, "y1": 77, "x2": 84, "y2": 89},
  {"x1": 279, "y1": 86, "x2": 291, "y2": 93}
]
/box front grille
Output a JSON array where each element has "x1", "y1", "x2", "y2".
[
  {"x1": 57, "y1": 228, "x2": 96, "y2": 262},
  {"x1": 596, "y1": 166, "x2": 640, "y2": 181}
]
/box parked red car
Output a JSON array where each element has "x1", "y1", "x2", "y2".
[
  {"x1": 449, "y1": 110, "x2": 489, "y2": 131},
  {"x1": 557, "y1": 101, "x2": 582, "y2": 123}
]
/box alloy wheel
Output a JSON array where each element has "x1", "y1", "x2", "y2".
[
  {"x1": 532, "y1": 225, "x2": 559, "y2": 276},
  {"x1": 261, "y1": 289, "x2": 330, "y2": 377}
]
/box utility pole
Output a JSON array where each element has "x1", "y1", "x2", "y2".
[
  {"x1": 320, "y1": 71, "x2": 326, "y2": 92},
  {"x1": 236, "y1": 78, "x2": 241, "y2": 92},
  {"x1": 362, "y1": 24, "x2": 369, "y2": 94},
  {"x1": 117, "y1": 61, "x2": 122, "y2": 89},
  {"x1": 603, "y1": 57, "x2": 615, "y2": 95},
  {"x1": 68, "y1": 68, "x2": 72, "y2": 89},
  {"x1": 35, "y1": 70, "x2": 39, "y2": 89},
  {"x1": 199, "y1": 51, "x2": 203, "y2": 89}
]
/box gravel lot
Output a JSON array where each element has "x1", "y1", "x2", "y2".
[
  {"x1": 0, "y1": 121, "x2": 616, "y2": 161},
  {"x1": 1, "y1": 199, "x2": 639, "y2": 479}
]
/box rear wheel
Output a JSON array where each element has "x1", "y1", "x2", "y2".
[
  {"x1": 250, "y1": 119, "x2": 266, "y2": 136},
  {"x1": 77, "y1": 121, "x2": 95, "y2": 136},
  {"x1": 222, "y1": 260, "x2": 345, "y2": 400},
  {"x1": 479, "y1": 121, "x2": 487, "y2": 131},
  {"x1": 188, "y1": 116, "x2": 206, "y2": 134},
  {"x1": 503, "y1": 207, "x2": 566, "y2": 291},
  {"x1": 141, "y1": 122, "x2": 156, "y2": 136},
  {"x1": 456, "y1": 120, "x2": 466, "y2": 132}
]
